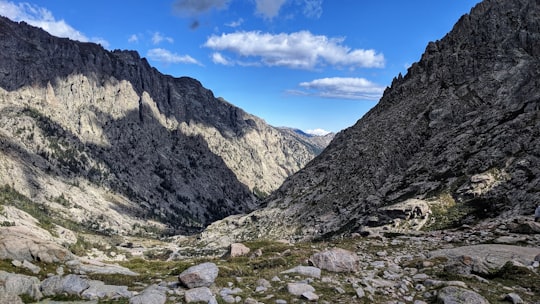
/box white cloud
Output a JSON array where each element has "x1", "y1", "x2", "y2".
[
  {"x1": 204, "y1": 30, "x2": 384, "y2": 70},
  {"x1": 305, "y1": 128, "x2": 331, "y2": 136},
  {"x1": 128, "y1": 34, "x2": 139, "y2": 43},
  {"x1": 211, "y1": 52, "x2": 232, "y2": 65},
  {"x1": 152, "y1": 32, "x2": 174, "y2": 45},
  {"x1": 302, "y1": 0, "x2": 323, "y2": 19},
  {"x1": 254, "y1": 0, "x2": 287, "y2": 19},
  {"x1": 147, "y1": 48, "x2": 201, "y2": 65},
  {"x1": 297, "y1": 77, "x2": 385, "y2": 100},
  {"x1": 225, "y1": 18, "x2": 244, "y2": 28},
  {"x1": 0, "y1": 0, "x2": 109, "y2": 46}
]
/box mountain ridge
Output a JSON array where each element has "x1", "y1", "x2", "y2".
[
  {"x1": 0, "y1": 16, "x2": 329, "y2": 234},
  {"x1": 202, "y1": 0, "x2": 540, "y2": 244}
]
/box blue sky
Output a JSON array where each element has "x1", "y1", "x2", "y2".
[{"x1": 0, "y1": 0, "x2": 481, "y2": 134}]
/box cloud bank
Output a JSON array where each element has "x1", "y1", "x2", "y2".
[
  {"x1": 296, "y1": 77, "x2": 385, "y2": 100},
  {"x1": 204, "y1": 31, "x2": 384, "y2": 70},
  {"x1": 0, "y1": 0, "x2": 108, "y2": 47}
]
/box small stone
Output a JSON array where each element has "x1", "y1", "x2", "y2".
[
  {"x1": 334, "y1": 287, "x2": 345, "y2": 294},
  {"x1": 302, "y1": 291, "x2": 319, "y2": 301},
  {"x1": 11, "y1": 260, "x2": 22, "y2": 267},
  {"x1": 287, "y1": 282, "x2": 315, "y2": 296},
  {"x1": 275, "y1": 299, "x2": 287, "y2": 304},
  {"x1": 228, "y1": 243, "x2": 250, "y2": 258},
  {"x1": 355, "y1": 287, "x2": 365, "y2": 298},
  {"x1": 22, "y1": 260, "x2": 41, "y2": 274},
  {"x1": 185, "y1": 287, "x2": 216, "y2": 303},
  {"x1": 504, "y1": 293, "x2": 524, "y2": 304},
  {"x1": 412, "y1": 273, "x2": 430, "y2": 282},
  {"x1": 256, "y1": 278, "x2": 271, "y2": 288},
  {"x1": 281, "y1": 266, "x2": 321, "y2": 278}
]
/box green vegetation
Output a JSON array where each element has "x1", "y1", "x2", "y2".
[
  {"x1": 0, "y1": 185, "x2": 58, "y2": 236},
  {"x1": 424, "y1": 192, "x2": 475, "y2": 231}
]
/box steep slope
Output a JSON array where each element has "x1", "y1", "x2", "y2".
[
  {"x1": 203, "y1": 0, "x2": 540, "y2": 243},
  {"x1": 0, "y1": 17, "x2": 324, "y2": 235}
]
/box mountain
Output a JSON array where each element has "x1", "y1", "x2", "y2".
[
  {"x1": 276, "y1": 128, "x2": 335, "y2": 155},
  {"x1": 203, "y1": 0, "x2": 540, "y2": 244},
  {"x1": 0, "y1": 16, "x2": 327, "y2": 235}
]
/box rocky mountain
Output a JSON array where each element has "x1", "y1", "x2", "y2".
[
  {"x1": 0, "y1": 16, "x2": 327, "y2": 235},
  {"x1": 203, "y1": 0, "x2": 540, "y2": 244},
  {"x1": 276, "y1": 127, "x2": 335, "y2": 156}
]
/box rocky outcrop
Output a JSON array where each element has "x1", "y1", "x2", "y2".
[
  {"x1": 203, "y1": 0, "x2": 540, "y2": 241},
  {"x1": 0, "y1": 16, "x2": 328, "y2": 235}
]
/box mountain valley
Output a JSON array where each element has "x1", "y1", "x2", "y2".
[{"x1": 1, "y1": 0, "x2": 540, "y2": 303}]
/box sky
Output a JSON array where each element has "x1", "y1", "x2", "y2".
[{"x1": 0, "y1": 0, "x2": 481, "y2": 135}]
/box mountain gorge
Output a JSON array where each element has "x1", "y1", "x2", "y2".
[
  {"x1": 203, "y1": 0, "x2": 540, "y2": 243},
  {"x1": 0, "y1": 16, "x2": 328, "y2": 235}
]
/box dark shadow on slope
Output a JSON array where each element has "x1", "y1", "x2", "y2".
[{"x1": 1, "y1": 101, "x2": 256, "y2": 235}]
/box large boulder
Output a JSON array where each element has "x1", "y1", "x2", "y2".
[
  {"x1": 81, "y1": 280, "x2": 132, "y2": 300},
  {"x1": 178, "y1": 262, "x2": 219, "y2": 288},
  {"x1": 437, "y1": 286, "x2": 489, "y2": 304},
  {"x1": 40, "y1": 274, "x2": 90, "y2": 296},
  {"x1": 310, "y1": 248, "x2": 359, "y2": 273},
  {"x1": 0, "y1": 226, "x2": 73, "y2": 263},
  {"x1": 429, "y1": 244, "x2": 540, "y2": 275},
  {"x1": 0, "y1": 270, "x2": 42, "y2": 300},
  {"x1": 129, "y1": 284, "x2": 167, "y2": 304}
]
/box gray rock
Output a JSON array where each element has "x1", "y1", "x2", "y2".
[
  {"x1": 22, "y1": 260, "x2": 41, "y2": 274},
  {"x1": 281, "y1": 266, "x2": 321, "y2": 278},
  {"x1": 227, "y1": 243, "x2": 250, "y2": 258},
  {"x1": 355, "y1": 287, "x2": 365, "y2": 298},
  {"x1": 301, "y1": 291, "x2": 319, "y2": 301},
  {"x1": 286, "y1": 282, "x2": 315, "y2": 296},
  {"x1": 437, "y1": 286, "x2": 489, "y2": 304},
  {"x1": 504, "y1": 293, "x2": 524, "y2": 304},
  {"x1": 0, "y1": 291, "x2": 23, "y2": 304},
  {"x1": 178, "y1": 262, "x2": 219, "y2": 288},
  {"x1": 41, "y1": 274, "x2": 90, "y2": 296},
  {"x1": 184, "y1": 286, "x2": 216, "y2": 303},
  {"x1": 0, "y1": 270, "x2": 42, "y2": 300},
  {"x1": 0, "y1": 226, "x2": 73, "y2": 263},
  {"x1": 67, "y1": 259, "x2": 138, "y2": 276},
  {"x1": 430, "y1": 244, "x2": 540, "y2": 275},
  {"x1": 310, "y1": 248, "x2": 359, "y2": 272},
  {"x1": 129, "y1": 284, "x2": 168, "y2": 304},
  {"x1": 80, "y1": 280, "x2": 131, "y2": 300}
]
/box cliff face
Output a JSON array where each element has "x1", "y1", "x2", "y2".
[
  {"x1": 0, "y1": 17, "x2": 324, "y2": 235},
  {"x1": 203, "y1": 0, "x2": 540, "y2": 243}
]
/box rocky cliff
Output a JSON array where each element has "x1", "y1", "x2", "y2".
[
  {"x1": 203, "y1": 0, "x2": 540, "y2": 243},
  {"x1": 0, "y1": 16, "x2": 326, "y2": 235}
]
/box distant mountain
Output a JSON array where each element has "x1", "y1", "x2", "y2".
[
  {"x1": 203, "y1": 0, "x2": 540, "y2": 243},
  {"x1": 0, "y1": 16, "x2": 328, "y2": 235},
  {"x1": 277, "y1": 127, "x2": 335, "y2": 155}
]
